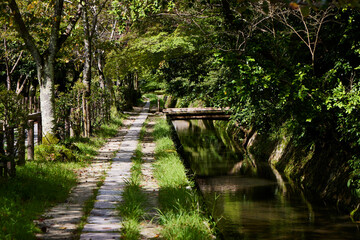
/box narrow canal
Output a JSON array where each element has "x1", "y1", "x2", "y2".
[{"x1": 172, "y1": 119, "x2": 360, "y2": 240}]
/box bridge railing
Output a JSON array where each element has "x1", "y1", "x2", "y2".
[{"x1": 163, "y1": 107, "x2": 231, "y2": 120}]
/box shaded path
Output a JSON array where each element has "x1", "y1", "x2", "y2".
[
  {"x1": 35, "y1": 115, "x2": 137, "y2": 240},
  {"x1": 80, "y1": 102, "x2": 150, "y2": 240}
]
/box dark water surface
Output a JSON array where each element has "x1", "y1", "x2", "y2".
[{"x1": 172, "y1": 119, "x2": 360, "y2": 240}]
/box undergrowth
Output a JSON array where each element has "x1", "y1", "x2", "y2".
[
  {"x1": 152, "y1": 118, "x2": 214, "y2": 240},
  {"x1": 0, "y1": 162, "x2": 78, "y2": 239}
]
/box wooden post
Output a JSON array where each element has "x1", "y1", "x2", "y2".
[
  {"x1": 5, "y1": 126, "x2": 14, "y2": 156},
  {"x1": 27, "y1": 120, "x2": 34, "y2": 160},
  {"x1": 37, "y1": 119, "x2": 42, "y2": 144},
  {"x1": 29, "y1": 96, "x2": 33, "y2": 113},
  {"x1": 70, "y1": 108, "x2": 74, "y2": 137},
  {"x1": 5, "y1": 126, "x2": 15, "y2": 177},
  {"x1": 157, "y1": 99, "x2": 160, "y2": 113},
  {"x1": 0, "y1": 122, "x2": 4, "y2": 155},
  {"x1": 17, "y1": 125, "x2": 26, "y2": 166}
]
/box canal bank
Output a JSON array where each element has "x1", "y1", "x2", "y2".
[{"x1": 170, "y1": 119, "x2": 360, "y2": 239}]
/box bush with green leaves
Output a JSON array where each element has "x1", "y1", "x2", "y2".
[{"x1": 34, "y1": 134, "x2": 76, "y2": 162}]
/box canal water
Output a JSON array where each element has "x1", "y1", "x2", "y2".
[{"x1": 172, "y1": 119, "x2": 360, "y2": 240}]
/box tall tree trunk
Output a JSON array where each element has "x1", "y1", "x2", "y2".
[
  {"x1": 9, "y1": 0, "x2": 82, "y2": 138},
  {"x1": 82, "y1": 0, "x2": 92, "y2": 137},
  {"x1": 38, "y1": 62, "x2": 56, "y2": 140}
]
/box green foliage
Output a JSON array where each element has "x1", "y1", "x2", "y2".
[
  {"x1": 347, "y1": 156, "x2": 360, "y2": 199},
  {"x1": 111, "y1": 0, "x2": 174, "y2": 33},
  {"x1": 0, "y1": 162, "x2": 78, "y2": 239},
  {"x1": 35, "y1": 134, "x2": 76, "y2": 162},
  {"x1": 118, "y1": 183, "x2": 147, "y2": 221},
  {"x1": 0, "y1": 88, "x2": 28, "y2": 126},
  {"x1": 34, "y1": 143, "x2": 76, "y2": 162},
  {"x1": 121, "y1": 219, "x2": 141, "y2": 240}
]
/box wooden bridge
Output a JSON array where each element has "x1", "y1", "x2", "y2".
[{"x1": 163, "y1": 107, "x2": 231, "y2": 120}]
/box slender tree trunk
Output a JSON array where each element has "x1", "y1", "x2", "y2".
[
  {"x1": 27, "y1": 120, "x2": 34, "y2": 161},
  {"x1": 0, "y1": 122, "x2": 4, "y2": 155},
  {"x1": 17, "y1": 125, "x2": 25, "y2": 166},
  {"x1": 82, "y1": 0, "x2": 92, "y2": 137},
  {"x1": 97, "y1": 50, "x2": 105, "y2": 89}
]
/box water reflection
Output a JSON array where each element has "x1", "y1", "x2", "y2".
[
  {"x1": 173, "y1": 119, "x2": 360, "y2": 240},
  {"x1": 173, "y1": 120, "x2": 243, "y2": 176}
]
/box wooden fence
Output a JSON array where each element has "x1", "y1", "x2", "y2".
[{"x1": 0, "y1": 112, "x2": 41, "y2": 177}]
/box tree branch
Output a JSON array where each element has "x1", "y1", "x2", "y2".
[
  {"x1": 57, "y1": 1, "x2": 83, "y2": 50},
  {"x1": 8, "y1": 0, "x2": 42, "y2": 65},
  {"x1": 49, "y1": 0, "x2": 64, "y2": 57},
  {"x1": 90, "y1": 0, "x2": 109, "y2": 39},
  {"x1": 16, "y1": 75, "x2": 28, "y2": 95},
  {"x1": 10, "y1": 50, "x2": 23, "y2": 74}
]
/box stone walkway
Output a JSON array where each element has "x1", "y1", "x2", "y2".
[
  {"x1": 35, "y1": 116, "x2": 137, "y2": 240},
  {"x1": 139, "y1": 116, "x2": 162, "y2": 239},
  {"x1": 80, "y1": 102, "x2": 150, "y2": 240}
]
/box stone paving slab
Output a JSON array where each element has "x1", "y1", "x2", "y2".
[
  {"x1": 88, "y1": 216, "x2": 121, "y2": 224},
  {"x1": 80, "y1": 102, "x2": 150, "y2": 240},
  {"x1": 80, "y1": 232, "x2": 121, "y2": 240},
  {"x1": 90, "y1": 208, "x2": 119, "y2": 217},
  {"x1": 93, "y1": 201, "x2": 117, "y2": 209},
  {"x1": 82, "y1": 223, "x2": 122, "y2": 232},
  {"x1": 96, "y1": 194, "x2": 122, "y2": 201}
]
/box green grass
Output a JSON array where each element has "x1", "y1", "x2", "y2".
[
  {"x1": 118, "y1": 144, "x2": 147, "y2": 239},
  {"x1": 158, "y1": 210, "x2": 213, "y2": 240},
  {"x1": 154, "y1": 153, "x2": 189, "y2": 188},
  {"x1": 153, "y1": 119, "x2": 172, "y2": 140},
  {"x1": 0, "y1": 162, "x2": 79, "y2": 239},
  {"x1": 143, "y1": 93, "x2": 165, "y2": 110},
  {"x1": 0, "y1": 109, "x2": 127, "y2": 239},
  {"x1": 121, "y1": 218, "x2": 142, "y2": 240},
  {"x1": 152, "y1": 117, "x2": 214, "y2": 239}
]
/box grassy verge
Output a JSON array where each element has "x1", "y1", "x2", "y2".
[
  {"x1": 118, "y1": 145, "x2": 147, "y2": 240},
  {"x1": 0, "y1": 162, "x2": 79, "y2": 239},
  {"x1": 152, "y1": 118, "x2": 214, "y2": 240},
  {"x1": 0, "y1": 110, "x2": 126, "y2": 240},
  {"x1": 118, "y1": 119, "x2": 149, "y2": 239},
  {"x1": 117, "y1": 118, "x2": 149, "y2": 239},
  {"x1": 143, "y1": 93, "x2": 165, "y2": 110}
]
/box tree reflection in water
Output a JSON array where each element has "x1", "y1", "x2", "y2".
[{"x1": 173, "y1": 119, "x2": 360, "y2": 240}]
